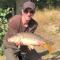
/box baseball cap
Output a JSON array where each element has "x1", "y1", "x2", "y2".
[{"x1": 22, "y1": 1, "x2": 35, "y2": 11}]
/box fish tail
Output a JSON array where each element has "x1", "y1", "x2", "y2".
[{"x1": 41, "y1": 43, "x2": 53, "y2": 53}]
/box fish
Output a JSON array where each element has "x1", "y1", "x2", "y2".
[{"x1": 8, "y1": 32, "x2": 53, "y2": 53}]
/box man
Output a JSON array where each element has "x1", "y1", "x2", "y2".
[{"x1": 3, "y1": 1, "x2": 38, "y2": 60}]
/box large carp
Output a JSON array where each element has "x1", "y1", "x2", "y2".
[{"x1": 8, "y1": 32, "x2": 53, "y2": 53}]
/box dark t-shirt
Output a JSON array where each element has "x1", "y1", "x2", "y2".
[{"x1": 3, "y1": 14, "x2": 38, "y2": 49}]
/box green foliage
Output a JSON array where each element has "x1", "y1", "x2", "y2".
[
  {"x1": 0, "y1": 8, "x2": 12, "y2": 55},
  {"x1": 32, "y1": 0, "x2": 60, "y2": 9},
  {"x1": 0, "y1": 0, "x2": 60, "y2": 10},
  {"x1": 0, "y1": 45, "x2": 3, "y2": 56},
  {"x1": 0, "y1": 0, "x2": 16, "y2": 8}
]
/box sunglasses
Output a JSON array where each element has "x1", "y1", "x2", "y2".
[{"x1": 24, "y1": 8, "x2": 35, "y2": 14}]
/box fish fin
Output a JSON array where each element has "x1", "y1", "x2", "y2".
[
  {"x1": 28, "y1": 45, "x2": 34, "y2": 50},
  {"x1": 41, "y1": 43, "x2": 53, "y2": 53}
]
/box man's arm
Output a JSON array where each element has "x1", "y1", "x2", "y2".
[{"x1": 7, "y1": 16, "x2": 18, "y2": 38}]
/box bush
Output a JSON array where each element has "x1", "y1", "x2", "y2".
[
  {"x1": 0, "y1": 45, "x2": 3, "y2": 56},
  {"x1": 0, "y1": 8, "x2": 13, "y2": 55}
]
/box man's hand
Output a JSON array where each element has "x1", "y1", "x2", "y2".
[{"x1": 16, "y1": 41, "x2": 23, "y2": 46}]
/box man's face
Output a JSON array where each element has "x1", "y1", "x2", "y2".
[{"x1": 22, "y1": 8, "x2": 35, "y2": 23}]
